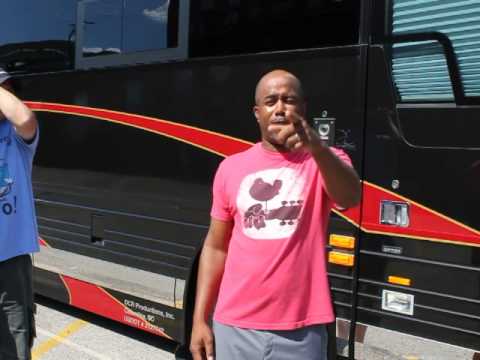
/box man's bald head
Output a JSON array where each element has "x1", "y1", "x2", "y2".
[
  {"x1": 254, "y1": 70, "x2": 304, "y2": 105},
  {"x1": 253, "y1": 70, "x2": 307, "y2": 151}
]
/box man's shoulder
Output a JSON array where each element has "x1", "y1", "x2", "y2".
[
  {"x1": 0, "y1": 119, "x2": 11, "y2": 131},
  {"x1": 0, "y1": 120, "x2": 12, "y2": 141},
  {"x1": 220, "y1": 143, "x2": 258, "y2": 166}
]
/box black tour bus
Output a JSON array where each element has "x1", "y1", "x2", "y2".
[{"x1": 2, "y1": 1, "x2": 479, "y2": 359}]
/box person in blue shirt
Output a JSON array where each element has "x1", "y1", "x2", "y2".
[{"x1": 0, "y1": 68, "x2": 39, "y2": 360}]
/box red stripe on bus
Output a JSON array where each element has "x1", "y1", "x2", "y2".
[
  {"x1": 25, "y1": 101, "x2": 253, "y2": 157},
  {"x1": 360, "y1": 182, "x2": 480, "y2": 245},
  {"x1": 337, "y1": 183, "x2": 480, "y2": 246},
  {"x1": 61, "y1": 275, "x2": 172, "y2": 339}
]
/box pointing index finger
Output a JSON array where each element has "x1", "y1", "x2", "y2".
[
  {"x1": 290, "y1": 112, "x2": 303, "y2": 125},
  {"x1": 291, "y1": 112, "x2": 307, "y2": 135}
]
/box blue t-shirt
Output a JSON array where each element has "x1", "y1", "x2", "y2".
[{"x1": 0, "y1": 119, "x2": 39, "y2": 262}]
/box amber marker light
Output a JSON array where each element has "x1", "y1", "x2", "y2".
[
  {"x1": 328, "y1": 251, "x2": 354, "y2": 267},
  {"x1": 388, "y1": 276, "x2": 412, "y2": 286},
  {"x1": 329, "y1": 234, "x2": 355, "y2": 249}
]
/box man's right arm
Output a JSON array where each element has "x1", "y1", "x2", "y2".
[
  {"x1": 190, "y1": 217, "x2": 233, "y2": 360},
  {"x1": 0, "y1": 87, "x2": 37, "y2": 142}
]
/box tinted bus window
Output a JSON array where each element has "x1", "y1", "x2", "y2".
[
  {"x1": 83, "y1": 0, "x2": 122, "y2": 57},
  {"x1": 0, "y1": 0, "x2": 76, "y2": 73},
  {"x1": 82, "y1": 0, "x2": 178, "y2": 58},
  {"x1": 189, "y1": 0, "x2": 360, "y2": 58},
  {"x1": 125, "y1": 0, "x2": 178, "y2": 51},
  {"x1": 76, "y1": 0, "x2": 185, "y2": 69}
]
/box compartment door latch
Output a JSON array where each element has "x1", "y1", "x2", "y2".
[{"x1": 380, "y1": 200, "x2": 409, "y2": 227}]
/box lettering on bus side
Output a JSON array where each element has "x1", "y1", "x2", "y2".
[{"x1": 123, "y1": 298, "x2": 176, "y2": 321}]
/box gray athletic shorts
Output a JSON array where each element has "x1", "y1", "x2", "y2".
[
  {"x1": 213, "y1": 321, "x2": 328, "y2": 360},
  {"x1": 0, "y1": 255, "x2": 36, "y2": 360}
]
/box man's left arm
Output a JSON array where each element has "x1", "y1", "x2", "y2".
[
  {"x1": 0, "y1": 87, "x2": 37, "y2": 141},
  {"x1": 272, "y1": 114, "x2": 361, "y2": 209},
  {"x1": 310, "y1": 144, "x2": 361, "y2": 209}
]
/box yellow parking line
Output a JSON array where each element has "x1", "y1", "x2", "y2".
[{"x1": 32, "y1": 319, "x2": 88, "y2": 359}]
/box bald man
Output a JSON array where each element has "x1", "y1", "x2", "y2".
[{"x1": 190, "y1": 70, "x2": 360, "y2": 360}]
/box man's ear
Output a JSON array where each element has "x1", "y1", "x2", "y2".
[{"x1": 253, "y1": 105, "x2": 259, "y2": 122}]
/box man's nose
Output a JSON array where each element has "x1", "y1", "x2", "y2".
[{"x1": 274, "y1": 100, "x2": 286, "y2": 114}]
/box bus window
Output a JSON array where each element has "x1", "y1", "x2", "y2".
[
  {"x1": 0, "y1": 0, "x2": 76, "y2": 73},
  {"x1": 82, "y1": 0, "x2": 123, "y2": 58},
  {"x1": 82, "y1": 0, "x2": 177, "y2": 57},
  {"x1": 189, "y1": 0, "x2": 360, "y2": 58},
  {"x1": 76, "y1": 0, "x2": 187, "y2": 69},
  {"x1": 390, "y1": 0, "x2": 480, "y2": 103}
]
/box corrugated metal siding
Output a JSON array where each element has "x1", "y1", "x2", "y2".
[{"x1": 392, "y1": 0, "x2": 480, "y2": 101}]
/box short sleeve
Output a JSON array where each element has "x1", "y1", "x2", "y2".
[
  {"x1": 210, "y1": 160, "x2": 233, "y2": 221},
  {"x1": 13, "y1": 123, "x2": 39, "y2": 159}
]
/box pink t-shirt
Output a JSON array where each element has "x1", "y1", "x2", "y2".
[{"x1": 211, "y1": 142, "x2": 352, "y2": 330}]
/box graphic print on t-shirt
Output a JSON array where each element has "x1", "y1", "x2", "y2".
[
  {"x1": 0, "y1": 159, "x2": 13, "y2": 199},
  {"x1": 237, "y1": 168, "x2": 305, "y2": 239}
]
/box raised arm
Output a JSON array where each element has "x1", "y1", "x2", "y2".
[
  {"x1": 190, "y1": 218, "x2": 233, "y2": 360},
  {"x1": 309, "y1": 143, "x2": 361, "y2": 208},
  {"x1": 0, "y1": 86, "x2": 37, "y2": 141},
  {"x1": 270, "y1": 113, "x2": 361, "y2": 209}
]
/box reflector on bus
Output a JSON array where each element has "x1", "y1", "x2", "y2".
[
  {"x1": 388, "y1": 276, "x2": 411, "y2": 287},
  {"x1": 328, "y1": 251, "x2": 354, "y2": 267},
  {"x1": 329, "y1": 234, "x2": 355, "y2": 249}
]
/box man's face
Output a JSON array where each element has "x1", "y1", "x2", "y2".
[{"x1": 254, "y1": 74, "x2": 306, "y2": 149}]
